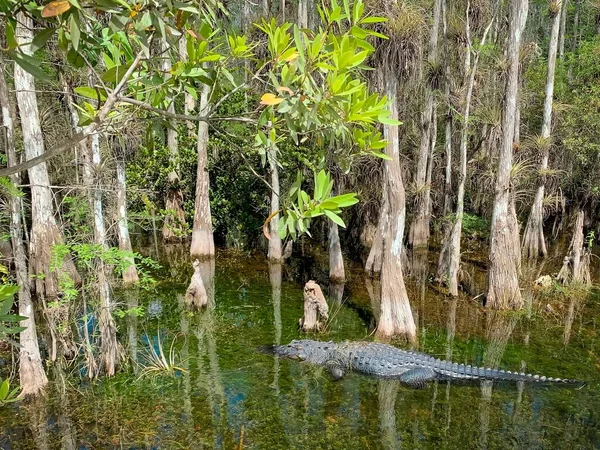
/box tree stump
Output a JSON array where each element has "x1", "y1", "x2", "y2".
[
  {"x1": 299, "y1": 281, "x2": 329, "y2": 332},
  {"x1": 185, "y1": 259, "x2": 208, "y2": 309}
]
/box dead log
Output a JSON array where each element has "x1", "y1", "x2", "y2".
[
  {"x1": 299, "y1": 280, "x2": 329, "y2": 332},
  {"x1": 185, "y1": 259, "x2": 208, "y2": 309}
]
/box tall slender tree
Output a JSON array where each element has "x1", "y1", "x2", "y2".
[
  {"x1": 0, "y1": 53, "x2": 47, "y2": 396},
  {"x1": 161, "y1": 39, "x2": 187, "y2": 243},
  {"x1": 438, "y1": 4, "x2": 494, "y2": 296},
  {"x1": 14, "y1": 13, "x2": 79, "y2": 299},
  {"x1": 190, "y1": 83, "x2": 215, "y2": 258},
  {"x1": 377, "y1": 70, "x2": 417, "y2": 342},
  {"x1": 522, "y1": 0, "x2": 562, "y2": 259},
  {"x1": 487, "y1": 0, "x2": 529, "y2": 309},
  {"x1": 408, "y1": 0, "x2": 442, "y2": 248}
]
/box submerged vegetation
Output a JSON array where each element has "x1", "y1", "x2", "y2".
[{"x1": 0, "y1": 0, "x2": 600, "y2": 447}]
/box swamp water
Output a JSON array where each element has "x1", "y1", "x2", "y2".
[{"x1": 1, "y1": 248, "x2": 600, "y2": 449}]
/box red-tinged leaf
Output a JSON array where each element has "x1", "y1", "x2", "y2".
[{"x1": 41, "y1": 0, "x2": 71, "y2": 18}]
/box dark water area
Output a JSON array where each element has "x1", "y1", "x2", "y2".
[{"x1": 1, "y1": 245, "x2": 600, "y2": 449}]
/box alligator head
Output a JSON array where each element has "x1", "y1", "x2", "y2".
[{"x1": 274, "y1": 339, "x2": 335, "y2": 364}]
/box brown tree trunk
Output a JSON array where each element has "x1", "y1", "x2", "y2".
[
  {"x1": 14, "y1": 13, "x2": 79, "y2": 300},
  {"x1": 299, "y1": 281, "x2": 329, "y2": 332},
  {"x1": 185, "y1": 259, "x2": 208, "y2": 308},
  {"x1": 408, "y1": 0, "x2": 442, "y2": 249},
  {"x1": 377, "y1": 71, "x2": 417, "y2": 342},
  {"x1": 486, "y1": 0, "x2": 528, "y2": 309},
  {"x1": 365, "y1": 182, "x2": 386, "y2": 275},
  {"x1": 114, "y1": 140, "x2": 139, "y2": 285},
  {"x1": 522, "y1": 1, "x2": 562, "y2": 260},
  {"x1": 190, "y1": 83, "x2": 215, "y2": 259},
  {"x1": 0, "y1": 53, "x2": 48, "y2": 396}
]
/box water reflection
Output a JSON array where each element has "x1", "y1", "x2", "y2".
[
  {"x1": 378, "y1": 380, "x2": 401, "y2": 450},
  {"x1": 2, "y1": 252, "x2": 598, "y2": 449}
]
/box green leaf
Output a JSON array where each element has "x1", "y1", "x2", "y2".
[
  {"x1": 277, "y1": 216, "x2": 287, "y2": 239},
  {"x1": 360, "y1": 16, "x2": 387, "y2": 24},
  {"x1": 102, "y1": 63, "x2": 133, "y2": 84},
  {"x1": 12, "y1": 52, "x2": 51, "y2": 83},
  {"x1": 378, "y1": 114, "x2": 402, "y2": 126},
  {"x1": 30, "y1": 29, "x2": 56, "y2": 54},
  {"x1": 74, "y1": 86, "x2": 107, "y2": 101},
  {"x1": 324, "y1": 209, "x2": 346, "y2": 227},
  {"x1": 0, "y1": 379, "x2": 9, "y2": 400},
  {"x1": 70, "y1": 15, "x2": 80, "y2": 51},
  {"x1": 328, "y1": 193, "x2": 359, "y2": 208}
]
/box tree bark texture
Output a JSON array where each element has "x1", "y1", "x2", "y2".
[
  {"x1": 408, "y1": 0, "x2": 442, "y2": 249},
  {"x1": 486, "y1": 0, "x2": 528, "y2": 310},
  {"x1": 267, "y1": 145, "x2": 283, "y2": 261},
  {"x1": 114, "y1": 141, "x2": 139, "y2": 285},
  {"x1": 190, "y1": 83, "x2": 215, "y2": 259},
  {"x1": 328, "y1": 194, "x2": 345, "y2": 281},
  {"x1": 522, "y1": 1, "x2": 561, "y2": 260},
  {"x1": 0, "y1": 53, "x2": 48, "y2": 396},
  {"x1": 14, "y1": 13, "x2": 79, "y2": 299},
  {"x1": 377, "y1": 72, "x2": 417, "y2": 342},
  {"x1": 185, "y1": 259, "x2": 208, "y2": 308},
  {"x1": 299, "y1": 280, "x2": 329, "y2": 332}
]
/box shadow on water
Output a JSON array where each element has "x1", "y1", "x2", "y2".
[{"x1": 1, "y1": 248, "x2": 600, "y2": 449}]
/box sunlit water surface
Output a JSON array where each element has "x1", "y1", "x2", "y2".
[{"x1": 1, "y1": 247, "x2": 599, "y2": 449}]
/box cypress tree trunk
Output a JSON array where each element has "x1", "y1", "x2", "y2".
[
  {"x1": 559, "y1": 0, "x2": 569, "y2": 59},
  {"x1": 487, "y1": 0, "x2": 528, "y2": 309},
  {"x1": 329, "y1": 220, "x2": 345, "y2": 282},
  {"x1": 571, "y1": 210, "x2": 584, "y2": 282},
  {"x1": 522, "y1": 0, "x2": 562, "y2": 260},
  {"x1": 267, "y1": 145, "x2": 283, "y2": 261},
  {"x1": 439, "y1": 6, "x2": 493, "y2": 295},
  {"x1": 190, "y1": 83, "x2": 215, "y2": 258},
  {"x1": 14, "y1": 13, "x2": 79, "y2": 300},
  {"x1": 161, "y1": 40, "x2": 187, "y2": 243},
  {"x1": 377, "y1": 71, "x2": 417, "y2": 342},
  {"x1": 408, "y1": 0, "x2": 442, "y2": 249},
  {"x1": 114, "y1": 140, "x2": 139, "y2": 285},
  {"x1": 0, "y1": 53, "x2": 48, "y2": 396},
  {"x1": 329, "y1": 186, "x2": 345, "y2": 282}
]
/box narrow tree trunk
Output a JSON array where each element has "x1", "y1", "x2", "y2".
[
  {"x1": 377, "y1": 71, "x2": 417, "y2": 342},
  {"x1": 571, "y1": 210, "x2": 584, "y2": 282},
  {"x1": 298, "y1": 0, "x2": 308, "y2": 27},
  {"x1": 14, "y1": 13, "x2": 79, "y2": 299},
  {"x1": 439, "y1": 8, "x2": 493, "y2": 296},
  {"x1": 487, "y1": 0, "x2": 528, "y2": 309},
  {"x1": 162, "y1": 40, "x2": 187, "y2": 243},
  {"x1": 0, "y1": 53, "x2": 48, "y2": 396},
  {"x1": 190, "y1": 83, "x2": 215, "y2": 259},
  {"x1": 522, "y1": 1, "x2": 562, "y2": 260},
  {"x1": 408, "y1": 0, "x2": 442, "y2": 249},
  {"x1": 179, "y1": 39, "x2": 196, "y2": 135},
  {"x1": 558, "y1": 0, "x2": 568, "y2": 59},
  {"x1": 365, "y1": 180, "x2": 387, "y2": 275},
  {"x1": 83, "y1": 68, "x2": 118, "y2": 376},
  {"x1": 267, "y1": 145, "x2": 282, "y2": 261},
  {"x1": 114, "y1": 140, "x2": 139, "y2": 285},
  {"x1": 328, "y1": 220, "x2": 345, "y2": 282}
]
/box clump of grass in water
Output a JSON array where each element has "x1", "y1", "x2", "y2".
[{"x1": 137, "y1": 330, "x2": 187, "y2": 380}]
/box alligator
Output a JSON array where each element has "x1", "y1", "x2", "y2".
[{"x1": 272, "y1": 339, "x2": 579, "y2": 389}]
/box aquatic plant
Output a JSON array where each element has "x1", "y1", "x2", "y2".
[{"x1": 137, "y1": 331, "x2": 187, "y2": 379}]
